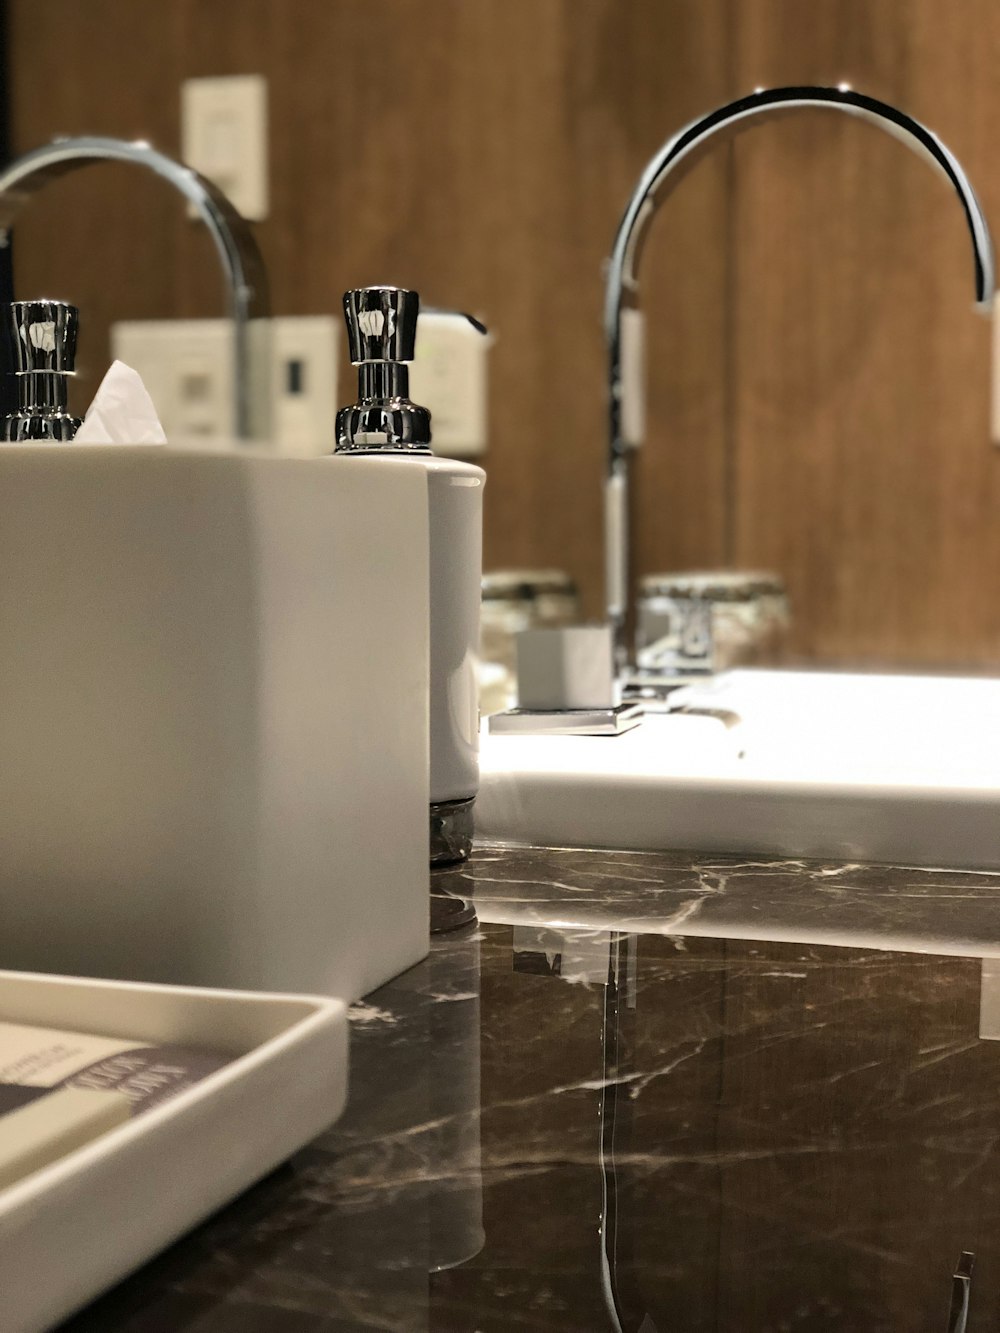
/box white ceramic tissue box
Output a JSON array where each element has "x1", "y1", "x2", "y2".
[{"x1": 0, "y1": 445, "x2": 430, "y2": 1000}]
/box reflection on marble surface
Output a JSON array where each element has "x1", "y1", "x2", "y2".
[
  {"x1": 460, "y1": 844, "x2": 1000, "y2": 957},
  {"x1": 63, "y1": 845, "x2": 1000, "y2": 1331}
]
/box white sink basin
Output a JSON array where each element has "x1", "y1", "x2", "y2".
[{"x1": 477, "y1": 669, "x2": 1000, "y2": 869}]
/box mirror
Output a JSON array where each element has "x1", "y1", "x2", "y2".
[{"x1": 4, "y1": 0, "x2": 997, "y2": 669}]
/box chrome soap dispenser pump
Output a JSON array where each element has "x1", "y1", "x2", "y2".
[
  {"x1": 336, "y1": 286, "x2": 486, "y2": 869},
  {"x1": 3, "y1": 300, "x2": 83, "y2": 440}
]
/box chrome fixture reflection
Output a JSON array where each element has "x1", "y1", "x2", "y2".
[
  {"x1": 634, "y1": 569, "x2": 790, "y2": 684},
  {"x1": 336, "y1": 285, "x2": 430, "y2": 452},
  {"x1": 605, "y1": 85, "x2": 996, "y2": 676},
  {"x1": 598, "y1": 932, "x2": 644, "y2": 1333},
  {"x1": 0, "y1": 136, "x2": 269, "y2": 439},
  {"x1": 511, "y1": 925, "x2": 648, "y2": 1330},
  {"x1": 947, "y1": 1251, "x2": 974, "y2": 1333},
  {"x1": 3, "y1": 300, "x2": 83, "y2": 440}
]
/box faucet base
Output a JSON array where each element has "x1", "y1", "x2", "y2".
[{"x1": 488, "y1": 701, "x2": 644, "y2": 737}]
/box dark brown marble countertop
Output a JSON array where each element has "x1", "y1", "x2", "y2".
[{"x1": 62, "y1": 844, "x2": 1000, "y2": 1332}]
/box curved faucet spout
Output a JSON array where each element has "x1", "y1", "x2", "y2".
[
  {"x1": 604, "y1": 85, "x2": 996, "y2": 662},
  {"x1": 0, "y1": 136, "x2": 270, "y2": 440}
]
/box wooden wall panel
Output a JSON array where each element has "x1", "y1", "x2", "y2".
[
  {"x1": 6, "y1": 1, "x2": 186, "y2": 409},
  {"x1": 730, "y1": 0, "x2": 1000, "y2": 666},
  {"x1": 7, "y1": 0, "x2": 1000, "y2": 663}
]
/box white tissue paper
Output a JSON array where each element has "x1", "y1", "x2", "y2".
[{"x1": 74, "y1": 360, "x2": 168, "y2": 445}]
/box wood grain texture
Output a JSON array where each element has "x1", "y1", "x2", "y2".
[
  {"x1": 730, "y1": 0, "x2": 1000, "y2": 665},
  {"x1": 6, "y1": 0, "x2": 1000, "y2": 663},
  {"x1": 7, "y1": 1, "x2": 186, "y2": 414}
]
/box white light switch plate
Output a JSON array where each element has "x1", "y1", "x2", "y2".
[
  {"x1": 112, "y1": 319, "x2": 233, "y2": 439},
  {"x1": 181, "y1": 75, "x2": 268, "y2": 221}
]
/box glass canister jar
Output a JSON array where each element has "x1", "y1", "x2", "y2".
[
  {"x1": 635, "y1": 570, "x2": 790, "y2": 675},
  {"x1": 479, "y1": 569, "x2": 580, "y2": 712}
]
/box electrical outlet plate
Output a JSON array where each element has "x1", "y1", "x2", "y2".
[
  {"x1": 181, "y1": 75, "x2": 268, "y2": 221},
  {"x1": 267, "y1": 316, "x2": 339, "y2": 456},
  {"x1": 111, "y1": 316, "x2": 338, "y2": 452}
]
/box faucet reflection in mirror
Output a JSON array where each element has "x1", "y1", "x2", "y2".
[
  {"x1": 604, "y1": 85, "x2": 996, "y2": 694},
  {"x1": 0, "y1": 136, "x2": 269, "y2": 439}
]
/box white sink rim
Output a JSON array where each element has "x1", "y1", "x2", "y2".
[{"x1": 477, "y1": 669, "x2": 1000, "y2": 870}]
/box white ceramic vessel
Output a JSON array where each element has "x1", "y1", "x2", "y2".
[
  {"x1": 335, "y1": 287, "x2": 485, "y2": 864},
  {"x1": 427, "y1": 455, "x2": 485, "y2": 805},
  {"x1": 0, "y1": 445, "x2": 430, "y2": 999}
]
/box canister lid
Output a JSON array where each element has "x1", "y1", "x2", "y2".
[
  {"x1": 336, "y1": 286, "x2": 431, "y2": 452},
  {"x1": 342, "y1": 286, "x2": 418, "y2": 365},
  {"x1": 8, "y1": 300, "x2": 78, "y2": 373},
  {"x1": 482, "y1": 569, "x2": 579, "y2": 602},
  {"x1": 639, "y1": 570, "x2": 786, "y2": 602}
]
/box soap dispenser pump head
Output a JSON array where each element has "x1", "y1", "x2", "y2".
[
  {"x1": 9, "y1": 299, "x2": 79, "y2": 372},
  {"x1": 335, "y1": 286, "x2": 432, "y2": 454},
  {"x1": 3, "y1": 299, "x2": 84, "y2": 441},
  {"x1": 344, "y1": 285, "x2": 419, "y2": 364}
]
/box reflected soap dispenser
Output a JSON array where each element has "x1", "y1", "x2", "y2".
[
  {"x1": 3, "y1": 300, "x2": 84, "y2": 441},
  {"x1": 336, "y1": 286, "x2": 485, "y2": 866}
]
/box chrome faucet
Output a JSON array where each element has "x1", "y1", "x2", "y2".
[
  {"x1": 0, "y1": 136, "x2": 269, "y2": 439},
  {"x1": 605, "y1": 85, "x2": 996, "y2": 682}
]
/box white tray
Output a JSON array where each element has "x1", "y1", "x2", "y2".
[{"x1": 0, "y1": 969, "x2": 349, "y2": 1333}]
